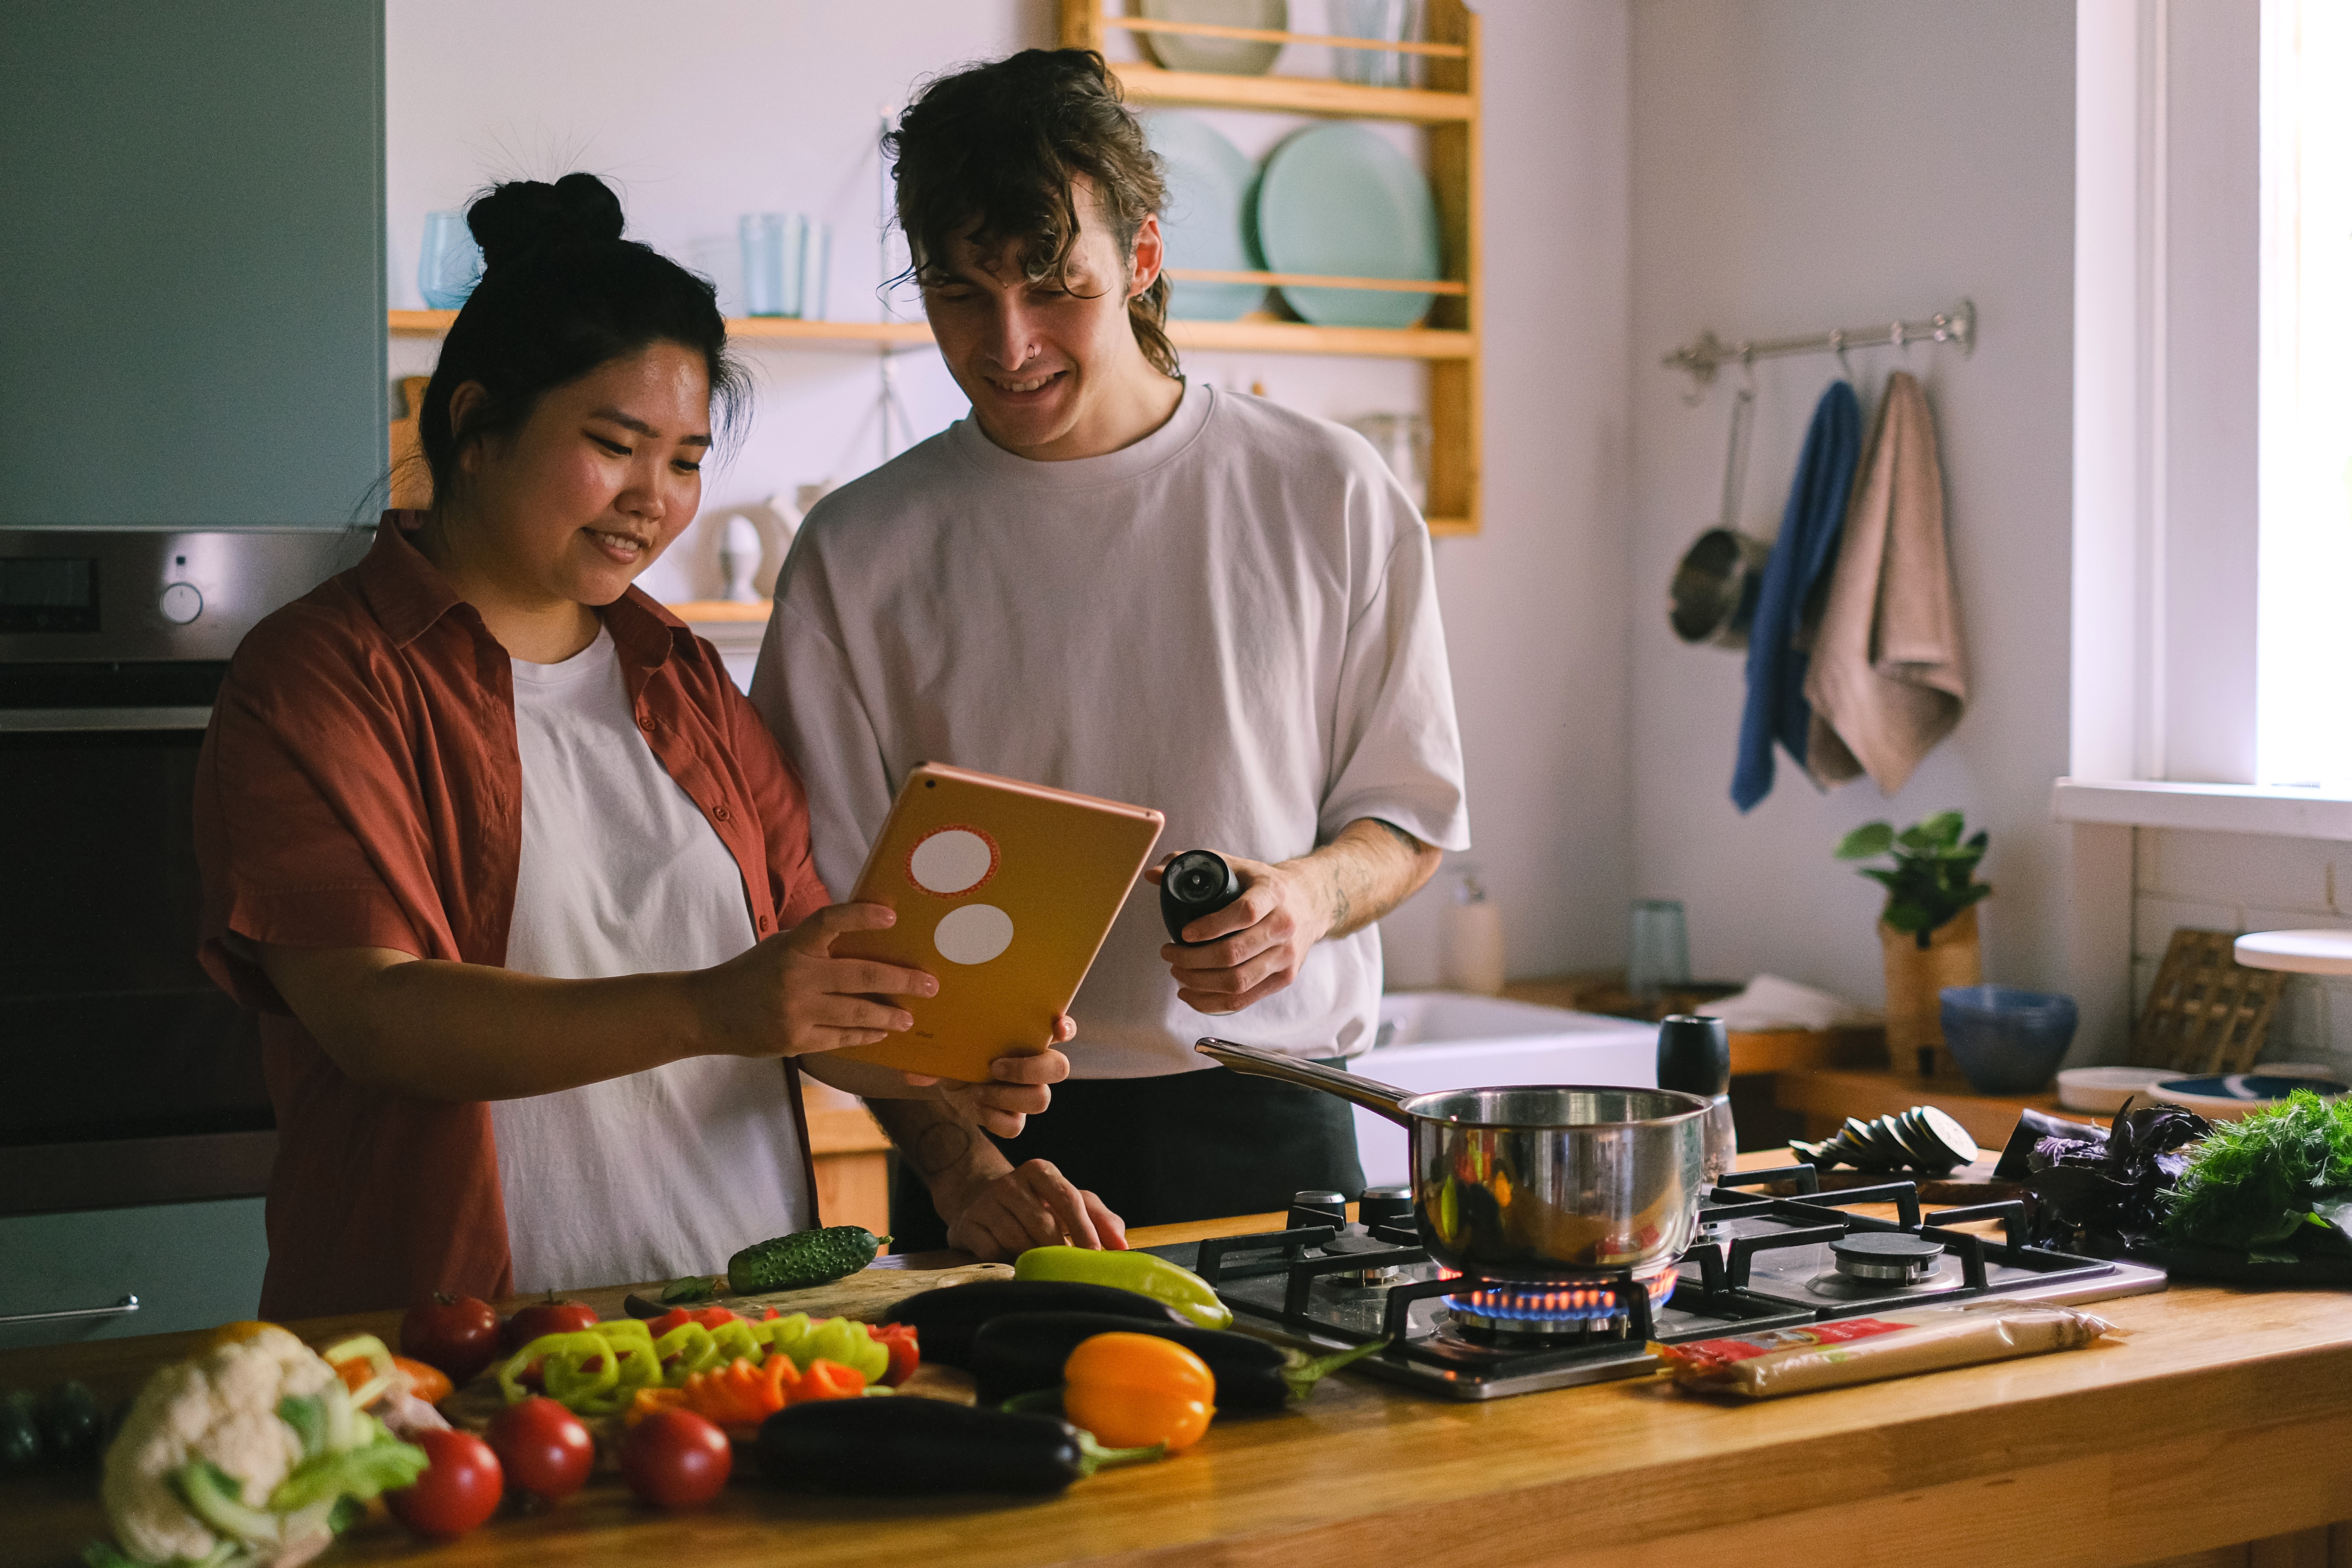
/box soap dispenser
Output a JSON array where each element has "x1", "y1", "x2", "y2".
[{"x1": 1439, "y1": 872, "x2": 1505, "y2": 995}]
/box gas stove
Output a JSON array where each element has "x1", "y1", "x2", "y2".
[{"x1": 1141, "y1": 1166, "x2": 2167, "y2": 1400}]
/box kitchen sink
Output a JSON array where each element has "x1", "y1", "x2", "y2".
[{"x1": 1346, "y1": 993, "x2": 1661, "y2": 1188}]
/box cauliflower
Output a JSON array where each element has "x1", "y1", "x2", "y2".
[{"x1": 91, "y1": 1326, "x2": 427, "y2": 1568}]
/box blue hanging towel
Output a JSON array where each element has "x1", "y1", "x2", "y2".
[{"x1": 1731, "y1": 380, "x2": 1863, "y2": 812}]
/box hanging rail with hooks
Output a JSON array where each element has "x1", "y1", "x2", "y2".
[{"x1": 1662, "y1": 299, "x2": 1976, "y2": 390}]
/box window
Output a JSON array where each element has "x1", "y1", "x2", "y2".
[{"x1": 2257, "y1": 0, "x2": 2352, "y2": 790}]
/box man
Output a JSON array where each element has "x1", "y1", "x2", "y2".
[{"x1": 750, "y1": 49, "x2": 1469, "y2": 1258}]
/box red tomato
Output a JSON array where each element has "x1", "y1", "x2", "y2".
[
  {"x1": 485, "y1": 1396, "x2": 594, "y2": 1502},
  {"x1": 401, "y1": 1292, "x2": 502, "y2": 1384},
  {"x1": 619, "y1": 1408, "x2": 732, "y2": 1510},
  {"x1": 387, "y1": 1429, "x2": 503, "y2": 1537},
  {"x1": 504, "y1": 1294, "x2": 599, "y2": 1350}
]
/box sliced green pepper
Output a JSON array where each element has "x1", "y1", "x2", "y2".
[
  {"x1": 498, "y1": 1321, "x2": 662, "y2": 1415},
  {"x1": 1012, "y1": 1247, "x2": 1232, "y2": 1331},
  {"x1": 759, "y1": 1312, "x2": 890, "y2": 1383}
]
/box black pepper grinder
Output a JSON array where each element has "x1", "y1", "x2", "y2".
[
  {"x1": 1160, "y1": 850, "x2": 1243, "y2": 944},
  {"x1": 1656, "y1": 1014, "x2": 1736, "y2": 1182}
]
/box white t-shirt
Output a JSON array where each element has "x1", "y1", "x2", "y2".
[
  {"x1": 751, "y1": 382, "x2": 1470, "y2": 1079},
  {"x1": 492, "y1": 625, "x2": 809, "y2": 1294}
]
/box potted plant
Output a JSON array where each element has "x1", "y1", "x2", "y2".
[{"x1": 1834, "y1": 811, "x2": 1990, "y2": 1078}]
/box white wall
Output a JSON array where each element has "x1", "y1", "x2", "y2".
[
  {"x1": 384, "y1": 2, "x2": 1635, "y2": 986},
  {"x1": 1624, "y1": 2, "x2": 2077, "y2": 1004}
]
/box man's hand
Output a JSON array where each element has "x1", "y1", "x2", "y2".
[
  {"x1": 942, "y1": 1160, "x2": 1129, "y2": 1260},
  {"x1": 695, "y1": 902, "x2": 937, "y2": 1058},
  {"x1": 1152, "y1": 819, "x2": 1442, "y2": 1015},
  {"x1": 1151, "y1": 854, "x2": 1331, "y2": 1014},
  {"x1": 899, "y1": 1018, "x2": 1077, "y2": 1138}
]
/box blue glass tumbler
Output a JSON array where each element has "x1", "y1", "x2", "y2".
[{"x1": 418, "y1": 211, "x2": 481, "y2": 311}]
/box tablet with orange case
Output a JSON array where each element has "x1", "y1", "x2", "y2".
[{"x1": 823, "y1": 763, "x2": 1165, "y2": 1083}]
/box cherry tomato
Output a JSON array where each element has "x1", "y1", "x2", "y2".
[
  {"x1": 387, "y1": 1429, "x2": 502, "y2": 1537},
  {"x1": 485, "y1": 1396, "x2": 594, "y2": 1502},
  {"x1": 401, "y1": 1292, "x2": 502, "y2": 1384},
  {"x1": 619, "y1": 1407, "x2": 732, "y2": 1510},
  {"x1": 504, "y1": 1294, "x2": 600, "y2": 1351}
]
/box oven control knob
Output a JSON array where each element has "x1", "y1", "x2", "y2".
[
  {"x1": 1358, "y1": 1185, "x2": 1414, "y2": 1230},
  {"x1": 158, "y1": 583, "x2": 203, "y2": 625}
]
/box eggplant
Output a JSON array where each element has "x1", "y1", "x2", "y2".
[
  {"x1": 970, "y1": 1311, "x2": 1384, "y2": 1409},
  {"x1": 883, "y1": 1279, "x2": 1187, "y2": 1368},
  {"x1": 756, "y1": 1395, "x2": 1161, "y2": 1496},
  {"x1": 37, "y1": 1381, "x2": 103, "y2": 1467}
]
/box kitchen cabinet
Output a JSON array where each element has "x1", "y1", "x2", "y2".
[
  {"x1": 0, "y1": 0, "x2": 386, "y2": 528},
  {"x1": 10, "y1": 1159, "x2": 2352, "y2": 1566},
  {"x1": 0, "y1": 1198, "x2": 266, "y2": 1355}
]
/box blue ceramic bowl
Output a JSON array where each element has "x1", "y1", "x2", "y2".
[{"x1": 1940, "y1": 985, "x2": 2078, "y2": 1095}]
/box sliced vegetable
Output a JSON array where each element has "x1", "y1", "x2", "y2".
[
  {"x1": 756, "y1": 1397, "x2": 1163, "y2": 1496},
  {"x1": 1058, "y1": 1333, "x2": 1215, "y2": 1452},
  {"x1": 760, "y1": 1312, "x2": 890, "y2": 1383},
  {"x1": 681, "y1": 1356, "x2": 799, "y2": 1426},
  {"x1": 266, "y1": 1433, "x2": 432, "y2": 1513},
  {"x1": 794, "y1": 1359, "x2": 867, "y2": 1403},
  {"x1": 1014, "y1": 1246, "x2": 1232, "y2": 1330},
  {"x1": 971, "y1": 1312, "x2": 1384, "y2": 1409},
  {"x1": 871, "y1": 1322, "x2": 920, "y2": 1387},
  {"x1": 495, "y1": 1320, "x2": 661, "y2": 1416},
  {"x1": 320, "y1": 1334, "x2": 400, "y2": 1409},
  {"x1": 884, "y1": 1279, "x2": 1188, "y2": 1368},
  {"x1": 660, "y1": 1275, "x2": 720, "y2": 1304},
  {"x1": 392, "y1": 1355, "x2": 454, "y2": 1406},
  {"x1": 728, "y1": 1225, "x2": 884, "y2": 1295}
]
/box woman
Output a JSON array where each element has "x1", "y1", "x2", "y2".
[{"x1": 195, "y1": 174, "x2": 1063, "y2": 1318}]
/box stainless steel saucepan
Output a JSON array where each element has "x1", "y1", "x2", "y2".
[{"x1": 1196, "y1": 1038, "x2": 1712, "y2": 1282}]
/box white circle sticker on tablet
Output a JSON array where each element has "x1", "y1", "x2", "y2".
[
  {"x1": 934, "y1": 904, "x2": 1014, "y2": 966},
  {"x1": 907, "y1": 827, "x2": 996, "y2": 896}
]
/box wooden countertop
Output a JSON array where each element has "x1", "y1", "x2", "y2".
[{"x1": 8, "y1": 1162, "x2": 2352, "y2": 1568}]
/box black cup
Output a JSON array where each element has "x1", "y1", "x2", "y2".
[{"x1": 1656, "y1": 1014, "x2": 1730, "y2": 1099}]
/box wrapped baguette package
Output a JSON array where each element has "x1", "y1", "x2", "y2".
[{"x1": 1658, "y1": 1298, "x2": 2118, "y2": 1398}]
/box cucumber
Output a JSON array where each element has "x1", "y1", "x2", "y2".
[{"x1": 727, "y1": 1226, "x2": 884, "y2": 1295}]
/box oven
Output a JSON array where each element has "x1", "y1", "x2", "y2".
[{"x1": 0, "y1": 529, "x2": 363, "y2": 1218}]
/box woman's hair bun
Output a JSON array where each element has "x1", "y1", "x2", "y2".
[{"x1": 466, "y1": 172, "x2": 626, "y2": 271}]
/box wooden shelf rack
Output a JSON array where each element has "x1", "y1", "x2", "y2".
[
  {"x1": 1062, "y1": 0, "x2": 1482, "y2": 534},
  {"x1": 387, "y1": 3, "x2": 1482, "y2": 535}
]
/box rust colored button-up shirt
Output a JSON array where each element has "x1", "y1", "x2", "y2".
[{"x1": 195, "y1": 514, "x2": 833, "y2": 1318}]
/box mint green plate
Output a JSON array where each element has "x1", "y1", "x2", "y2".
[
  {"x1": 1253, "y1": 123, "x2": 1440, "y2": 329},
  {"x1": 1145, "y1": 113, "x2": 1265, "y2": 321},
  {"x1": 1140, "y1": 0, "x2": 1287, "y2": 77}
]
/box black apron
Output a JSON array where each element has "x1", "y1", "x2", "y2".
[{"x1": 887, "y1": 1063, "x2": 1366, "y2": 1253}]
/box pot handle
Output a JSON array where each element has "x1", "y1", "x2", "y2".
[{"x1": 1194, "y1": 1038, "x2": 1415, "y2": 1127}]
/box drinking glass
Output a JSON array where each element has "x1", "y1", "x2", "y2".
[
  {"x1": 739, "y1": 213, "x2": 802, "y2": 318},
  {"x1": 1627, "y1": 899, "x2": 1691, "y2": 1002},
  {"x1": 1331, "y1": 0, "x2": 1421, "y2": 89},
  {"x1": 417, "y1": 211, "x2": 482, "y2": 311}
]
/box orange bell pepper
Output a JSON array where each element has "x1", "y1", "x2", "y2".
[
  {"x1": 392, "y1": 1355, "x2": 454, "y2": 1405},
  {"x1": 791, "y1": 1358, "x2": 867, "y2": 1403},
  {"x1": 1060, "y1": 1333, "x2": 1216, "y2": 1452},
  {"x1": 674, "y1": 1354, "x2": 803, "y2": 1427}
]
